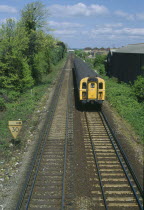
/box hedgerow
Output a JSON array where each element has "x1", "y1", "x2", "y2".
[{"x1": 133, "y1": 76, "x2": 144, "y2": 102}]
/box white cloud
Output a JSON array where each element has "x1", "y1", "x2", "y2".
[
  {"x1": 91, "y1": 27, "x2": 112, "y2": 35},
  {"x1": 90, "y1": 25, "x2": 144, "y2": 38},
  {"x1": 104, "y1": 23, "x2": 123, "y2": 28},
  {"x1": 117, "y1": 28, "x2": 144, "y2": 36},
  {"x1": 0, "y1": 5, "x2": 17, "y2": 13},
  {"x1": 48, "y1": 3, "x2": 109, "y2": 17},
  {"x1": 54, "y1": 30, "x2": 77, "y2": 35},
  {"x1": 114, "y1": 10, "x2": 144, "y2": 21},
  {"x1": 115, "y1": 10, "x2": 134, "y2": 20},
  {"x1": 49, "y1": 21, "x2": 84, "y2": 29}
]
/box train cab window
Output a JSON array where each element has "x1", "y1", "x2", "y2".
[
  {"x1": 91, "y1": 83, "x2": 95, "y2": 88},
  {"x1": 82, "y1": 82, "x2": 87, "y2": 89},
  {"x1": 99, "y1": 82, "x2": 103, "y2": 89}
]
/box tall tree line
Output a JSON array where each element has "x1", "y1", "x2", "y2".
[{"x1": 0, "y1": 1, "x2": 66, "y2": 93}]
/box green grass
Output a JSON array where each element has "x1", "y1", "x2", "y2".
[
  {"x1": 104, "y1": 76, "x2": 144, "y2": 143},
  {"x1": 0, "y1": 57, "x2": 66, "y2": 153}
]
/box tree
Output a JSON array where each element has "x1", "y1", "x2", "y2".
[
  {"x1": 20, "y1": 1, "x2": 50, "y2": 84},
  {"x1": 21, "y1": 1, "x2": 48, "y2": 32},
  {"x1": 0, "y1": 1, "x2": 66, "y2": 95},
  {"x1": 0, "y1": 19, "x2": 34, "y2": 91}
]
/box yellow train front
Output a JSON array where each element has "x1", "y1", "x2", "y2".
[
  {"x1": 73, "y1": 56, "x2": 105, "y2": 105},
  {"x1": 80, "y1": 77, "x2": 105, "y2": 104}
]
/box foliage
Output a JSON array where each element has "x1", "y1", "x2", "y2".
[
  {"x1": 0, "y1": 1, "x2": 66, "y2": 93},
  {"x1": 0, "y1": 19, "x2": 34, "y2": 91},
  {"x1": 0, "y1": 97, "x2": 6, "y2": 111},
  {"x1": 51, "y1": 42, "x2": 67, "y2": 65},
  {"x1": 0, "y1": 1, "x2": 67, "y2": 158},
  {"x1": 97, "y1": 63, "x2": 106, "y2": 75},
  {"x1": 84, "y1": 58, "x2": 94, "y2": 69},
  {"x1": 21, "y1": 1, "x2": 48, "y2": 32},
  {"x1": 133, "y1": 76, "x2": 144, "y2": 102},
  {"x1": 93, "y1": 54, "x2": 107, "y2": 75},
  {"x1": 75, "y1": 50, "x2": 87, "y2": 60},
  {"x1": 105, "y1": 76, "x2": 144, "y2": 142},
  {"x1": 0, "y1": 57, "x2": 66, "y2": 153}
]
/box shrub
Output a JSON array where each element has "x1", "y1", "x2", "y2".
[
  {"x1": 98, "y1": 64, "x2": 106, "y2": 75},
  {"x1": 8, "y1": 91, "x2": 21, "y2": 101},
  {"x1": 93, "y1": 54, "x2": 107, "y2": 75},
  {"x1": 0, "y1": 97, "x2": 6, "y2": 111},
  {"x1": 133, "y1": 76, "x2": 144, "y2": 102}
]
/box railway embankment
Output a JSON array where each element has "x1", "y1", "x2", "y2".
[
  {"x1": 0, "y1": 57, "x2": 67, "y2": 209},
  {"x1": 104, "y1": 76, "x2": 144, "y2": 144}
]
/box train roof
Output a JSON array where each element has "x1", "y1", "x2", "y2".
[{"x1": 74, "y1": 57, "x2": 98, "y2": 83}]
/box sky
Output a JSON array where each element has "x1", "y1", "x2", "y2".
[{"x1": 0, "y1": 0, "x2": 144, "y2": 49}]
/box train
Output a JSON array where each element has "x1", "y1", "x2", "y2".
[{"x1": 73, "y1": 56, "x2": 105, "y2": 104}]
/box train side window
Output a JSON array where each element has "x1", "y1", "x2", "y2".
[
  {"x1": 82, "y1": 82, "x2": 87, "y2": 89},
  {"x1": 91, "y1": 83, "x2": 95, "y2": 88},
  {"x1": 99, "y1": 82, "x2": 103, "y2": 89}
]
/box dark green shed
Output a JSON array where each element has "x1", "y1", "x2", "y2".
[{"x1": 107, "y1": 44, "x2": 144, "y2": 83}]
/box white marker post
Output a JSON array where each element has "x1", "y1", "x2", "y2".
[{"x1": 8, "y1": 121, "x2": 22, "y2": 139}]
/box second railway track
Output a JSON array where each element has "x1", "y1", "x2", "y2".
[{"x1": 81, "y1": 110, "x2": 143, "y2": 209}]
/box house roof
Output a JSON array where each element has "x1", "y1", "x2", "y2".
[{"x1": 114, "y1": 43, "x2": 144, "y2": 54}]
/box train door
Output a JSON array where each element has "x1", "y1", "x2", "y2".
[{"x1": 88, "y1": 82, "x2": 97, "y2": 99}]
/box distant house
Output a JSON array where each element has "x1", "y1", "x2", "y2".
[
  {"x1": 83, "y1": 48, "x2": 92, "y2": 54},
  {"x1": 68, "y1": 49, "x2": 75, "y2": 52},
  {"x1": 106, "y1": 44, "x2": 144, "y2": 83}
]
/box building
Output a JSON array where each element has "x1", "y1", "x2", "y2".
[
  {"x1": 107, "y1": 44, "x2": 144, "y2": 83},
  {"x1": 67, "y1": 49, "x2": 75, "y2": 52}
]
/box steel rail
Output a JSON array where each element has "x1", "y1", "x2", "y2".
[
  {"x1": 16, "y1": 58, "x2": 69, "y2": 210},
  {"x1": 100, "y1": 111, "x2": 143, "y2": 210},
  {"x1": 61, "y1": 70, "x2": 72, "y2": 209},
  {"x1": 84, "y1": 111, "x2": 108, "y2": 210},
  {"x1": 61, "y1": 109, "x2": 68, "y2": 209}
]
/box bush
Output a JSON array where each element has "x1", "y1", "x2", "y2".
[
  {"x1": 133, "y1": 76, "x2": 144, "y2": 102},
  {"x1": 93, "y1": 54, "x2": 107, "y2": 75},
  {"x1": 0, "y1": 97, "x2": 6, "y2": 111},
  {"x1": 8, "y1": 91, "x2": 21, "y2": 101},
  {"x1": 93, "y1": 54, "x2": 106, "y2": 66},
  {"x1": 97, "y1": 64, "x2": 106, "y2": 75}
]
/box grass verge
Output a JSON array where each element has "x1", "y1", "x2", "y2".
[{"x1": 104, "y1": 76, "x2": 144, "y2": 143}]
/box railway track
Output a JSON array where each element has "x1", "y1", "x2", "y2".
[
  {"x1": 82, "y1": 110, "x2": 143, "y2": 209},
  {"x1": 16, "y1": 56, "x2": 74, "y2": 209},
  {"x1": 15, "y1": 54, "x2": 143, "y2": 209}
]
